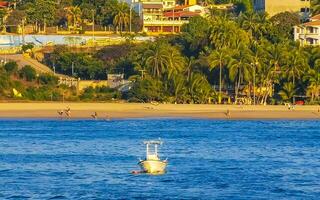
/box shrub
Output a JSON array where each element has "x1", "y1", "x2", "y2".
[
  {"x1": 19, "y1": 65, "x2": 36, "y2": 81},
  {"x1": 39, "y1": 73, "x2": 58, "y2": 86},
  {"x1": 4, "y1": 61, "x2": 18, "y2": 75},
  {"x1": 22, "y1": 43, "x2": 34, "y2": 52}
]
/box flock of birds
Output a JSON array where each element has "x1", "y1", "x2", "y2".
[{"x1": 57, "y1": 107, "x2": 111, "y2": 120}]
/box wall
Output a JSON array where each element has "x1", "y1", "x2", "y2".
[{"x1": 265, "y1": 0, "x2": 310, "y2": 16}]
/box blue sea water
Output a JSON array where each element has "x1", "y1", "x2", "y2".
[{"x1": 0, "y1": 119, "x2": 319, "y2": 200}]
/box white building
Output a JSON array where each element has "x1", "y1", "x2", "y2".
[{"x1": 294, "y1": 15, "x2": 320, "y2": 46}]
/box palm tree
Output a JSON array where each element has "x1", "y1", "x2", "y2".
[
  {"x1": 167, "y1": 47, "x2": 185, "y2": 79},
  {"x1": 188, "y1": 73, "x2": 212, "y2": 104},
  {"x1": 65, "y1": 6, "x2": 82, "y2": 31},
  {"x1": 207, "y1": 47, "x2": 231, "y2": 103},
  {"x1": 239, "y1": 12, "x2": 268, "y2": 40},
  {"x1": 304, "y1": 69, "x2": 320, "y2": 102},
  {"x1": 278, "y1": 82, "x2": 296, "y2": 103},
  {"x1": 284, "y1": 47, "x2": 309, "y2": 86},
  {"x1": 209, "y1": 16, "x2": 242, "y2": 49},
  {"x1": 173, "y1": 74, "x2": 188, "y2": 103},
  {"x1": 228, "y1": 45, "x2": 253, "y2": 101},
  {"x1": 113, "y1": 2, "x2": 130, "y2": 33},
  {"x1": 145, "y1": 43, "x2": 169, "y2": 78},
  {"x1": 312, "y1": 0, "x2": 320, "y2": 15},
  {"x1": 185, "y1": 56, "x2": 197, "y2": 81}
]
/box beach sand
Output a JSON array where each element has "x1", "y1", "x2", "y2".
[{"x1": 0, "y1": 102, "x2": 319, "y2": 120}]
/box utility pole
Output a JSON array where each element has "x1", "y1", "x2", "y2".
[
  {"x1": 72, "y1": 62, "x2": 74, "y2": 76},
  {"x1": 53, "y1": 62, "x2": 56, "y2": 75},
  {"x1": 92, "y1": 9, "x2": 95, "y2": 43},
  {"x1": 172, "y1": 7, "x2": 175, "y2": 33},
  {"x1": 21, "y1": 18, "x2": 25, "y2": 45},
  {"x1": 129, "y1": 3, "x2": 132, "y2": 33}
]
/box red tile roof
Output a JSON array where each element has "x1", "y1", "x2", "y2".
[
  {"x1": 143, "y1": 4, "x2": 163, "y2": 9},
  {"x1": 0, "y1": 1, "x2": 9, "y2": 8},
  {"x1": 303, "y1": 21, "x2": 320, "y2": 26},
  {"x1": 172, "y1": 5, "x2": 190, "y2": 10},
  {"x1": 310, "y1": 14, "x2": 320, "y2": 21}
]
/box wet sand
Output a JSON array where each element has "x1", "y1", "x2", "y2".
[{"x1": 0, "y1": 103, "x2": 319, "y2": 120}]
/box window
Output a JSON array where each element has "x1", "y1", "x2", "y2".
[{"x1": 300, "y1": 8, "x2": 310, "y2": 12}]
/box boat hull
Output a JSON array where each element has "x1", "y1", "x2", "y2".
[{"x1": 139, "y1": 160, "x2": 167, "y2": 174}]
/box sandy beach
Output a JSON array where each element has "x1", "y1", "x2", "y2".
[{"x1": 0, "y1": 102, "x2": 319, "y2": 119}]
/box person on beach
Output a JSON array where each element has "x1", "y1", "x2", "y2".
[
  {"x1": 65, "y1": 107, "x2": 71, "y2": 118},
  {"x1": 57, "y1": 110, "x2": 64, "y2": 119},
  {"x1": 226, "y1": 109, "x2": 231, "y2": 118},
  {"x1": 91, "y1": 112, "x2": 98, "y2": 119}
]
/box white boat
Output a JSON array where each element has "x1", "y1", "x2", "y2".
[{"x1": 138, "y1": 140, "x2": 167, "y2": 174}]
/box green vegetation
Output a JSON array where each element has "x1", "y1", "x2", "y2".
[
  {"x1": 40, "y1": 11, "x2": 320, "y2": 104},
  {"x1": 0, "y1": 0, "x2": 319, "y2": 104},
  {"x1": 2, "y1": 0, "x2": 140, "y2": 33}
]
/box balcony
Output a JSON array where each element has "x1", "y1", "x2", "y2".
[{"x1": 143, "y1": 20, "x2": 189, "y2": 26}]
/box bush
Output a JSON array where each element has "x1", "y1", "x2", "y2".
[
  {"x1": 22, "y1": 43, "x2": 34, "y2": 52},
  {"x1": 4, "y1": 61, "x2": 18, "y2": 75},
  {"x1": 19, "y1": 65, "x2": 36, "y2": 81},
  {"x1": 39, "y1": 73, "x2": 58, "y2": 86}
]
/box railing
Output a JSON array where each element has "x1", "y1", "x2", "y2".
[{"x1": 143, "y1": 20, "x2": 189, "y2": 25}]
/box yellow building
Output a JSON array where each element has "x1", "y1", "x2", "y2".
[{"x1": 253, "y1": 0, "x2": 310, "y2": 17}]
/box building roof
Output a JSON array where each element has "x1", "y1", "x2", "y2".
[
  {"x1": 302, "y1": 21, "x2": 320, "y2": 26},
  {"x1": 172, "y1": 5, "x2": 190, "y2": 10},
  {"x1": 163, "y1": 10, "x2": 200, "y2": 18},
  {"x1": 143, "y1": 4, "x2": 163, "y2": 9},
  {"x1": 0, "y1": 1, "x2": 9, "y2": 8},
  {"x1": 310, "y1": 14, "x2": 320, "y2": 21}
]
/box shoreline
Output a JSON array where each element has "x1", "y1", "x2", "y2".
[{"x1": 0, "y1": 103, "x2": 319, "y2": 120}]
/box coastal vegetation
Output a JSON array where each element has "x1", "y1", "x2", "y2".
[
  {"x1": 2, "y1": 0, "x2": 319, "y2": 34},
  {"x1": 1, "y1": 0, "x2": 141, "y2": 33},
  {"x1": 0, "y1": 0, "x2": 319, "y2": 104},
  {"x1": 1, "y1": 9, "x2": 319, "y2": 105}
]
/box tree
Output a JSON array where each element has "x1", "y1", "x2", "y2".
[
  {"x1": 0, "y1": 9, "x2": 7, "y2": 32},
  {"x1": 270, "y1": 12, "x2": 300, "y2": 39},
  {"x1": 22, "y1": 43, "x2": 34, "y2": 52},
  {"x1": 112, "y1": 2, "x2": 130, "y2": 33},
  {"x1": 239, "y1": 12, "x2": 268, "y2": 40},
  {"x1": 187, "y1": 73, "x2": 212, "y2": 104},
  {"x1": 6, "y1": 10, "x2": 26, "y2": 33},
  {"x1": 25, "y1": 0, "x2": 57, "y2": 32},
  {"x1": 172, "y1": 74, "x2": 188, "y2": 103},
  {"x1": 65, "y1": 6, "x2": 82, "y2": 31},
  {"x1": 278, "y1": 82, "x2": 296, "y2": 102},
  {"x1": 207, "y1": 47, "x2": 231, "y2": 103},
  {"x1": 19, "y1": 65, "x2": 37, "y2": 81},
  {"x1": 181, "y1": 16, "x2": 211, "y2": 56},
  {"x1": 145, "y1": 42, "x2": 169, "y2": 78},
  {"x1": 167, "y1": 47, "x2": 185, "y2": 79},
  {"x1": 304, "y1": 69, "x2": 320, "y2": 102},
  {"x1": 4, "y1": 61, "x2": 18, "y2": 75},
  {"x1": 312, "y1": 0, "x2": 320, "y2": 15},
  {"x1": 228, "y1": 45, "x2": 253, "y2": 100},
  {"x1": 284, "y1": 47, "x2": 308, "y2": 86},
  {"x1": 234, "y1": 0, "x2": 253, "y2": 14}
]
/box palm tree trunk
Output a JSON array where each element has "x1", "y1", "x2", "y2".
[
  {"x1": 219, "y1": 61, "x2": 222, "y2": 104},
  {"x1": 235, "y1": 68, "x2": 241, "y2": 102}
]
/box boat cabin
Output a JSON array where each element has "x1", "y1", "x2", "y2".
[{"x1": 143, "y1": 140, "x2": 163, "y2": 161}]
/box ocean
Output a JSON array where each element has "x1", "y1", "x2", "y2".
[{"x1": 0, "y1": 119, "x2": 319, "y2": 199}]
